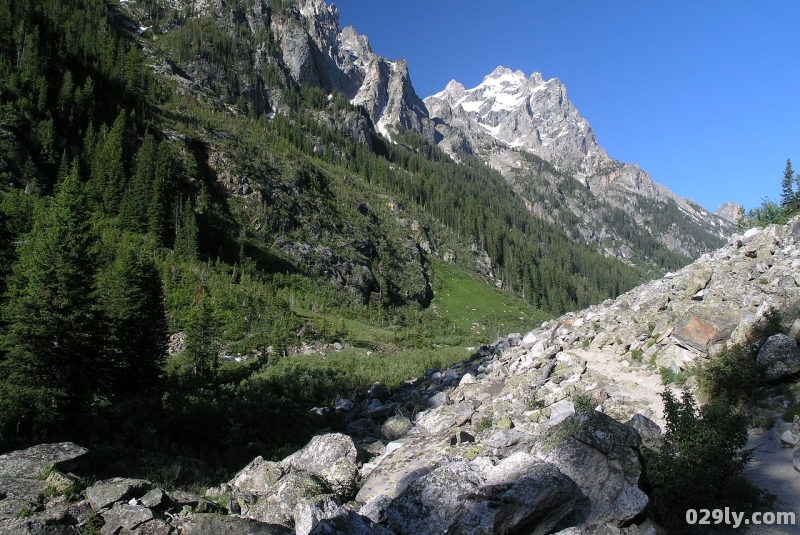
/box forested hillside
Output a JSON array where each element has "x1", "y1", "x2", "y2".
[{"x1": 0, "y1": 0, "x2": 652, "y2": 468}]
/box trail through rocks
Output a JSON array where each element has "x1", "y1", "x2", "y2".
[{"x1": 570, "y1": 348, "x2": 666, "y2": 427}]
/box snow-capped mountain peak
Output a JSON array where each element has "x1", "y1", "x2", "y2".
[{"x1": 425, "y1": 66, "x2": 607, "y2": 170}]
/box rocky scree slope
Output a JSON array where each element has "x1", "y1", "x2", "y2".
[
  {"x1": 4, "y1": 216, "x2": 800, "y2": 533},
  {"x1": 425, "y1": 67, "x2": 732, "y2": 262}
]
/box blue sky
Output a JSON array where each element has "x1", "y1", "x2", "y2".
[{"x1": 332, "y1": 0, "x2": 800, "y2": 213}]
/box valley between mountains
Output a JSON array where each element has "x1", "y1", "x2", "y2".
[{"x1": 1, "y1": 0, "x2": 799, "y2": 534}]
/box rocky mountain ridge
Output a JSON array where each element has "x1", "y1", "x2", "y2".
[
  {"x1": 121, "y1": 0, "x2": 732, "y2": 268},
  {"x1": 424, "y1": 66, "x2": 733, "y2": 262},
  {"x1": 4, "y1": 209, "x2": 799, "y2": 533},
  {"x1": 264, "y1": 0, "x2": 733, "y2": 264},
  {"x1": 272, "y1": 0, "x2": 432, "y2": 138}
]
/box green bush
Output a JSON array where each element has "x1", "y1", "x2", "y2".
[
  {"x1": 697, "y1": 344, "x2": 763, "y2": 404},
  {"x1": 644, "y1": 389, "x2": 766, "y2": 530},
  {"x1": 475, "y1": 416, "x2": 494, "y2": 433}
]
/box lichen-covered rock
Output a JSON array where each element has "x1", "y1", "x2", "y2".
[
  {"x1": 100, "y1": 503, "x2": 154, "y2": 533},
  {"x1": 355, "y1": 437, "x2": 447, "y2": 503},
  {"x1": 0, "y1": 443, "x2": 87, "y2": 479},
  {"x1": 381, "y1": 416, "x2": 412, "y2": 441},
  {"x1": 85, "y1": 478, "x2": 151, "y2": 512},
  {"x1": 384, "y1": 456, "x2": 577, "y2": 535},
  {"x1": 758, "y1": 334, "x2": 800, "y2": 381},
  {"x1": 281, "y1": 433, "x2": 360, "y2": 500},
  {"x1": 228, "y1": 457, "x2": 287, "y2": 495},
  {"x1": 177, "y1": 513, "x2": 292, "y2": 535},
  {"x1": 245, "y1": 471, "x2": 329, "y2": 526},
  {"x1": 535, "y1": 411, "x2": 647, "y2": 527},
  {"x1": 293, "y1": 494, "x2": 342, "y2": 535},
  {"x1": 415, "y1": 402, "x2": 474, "y2": 437}
]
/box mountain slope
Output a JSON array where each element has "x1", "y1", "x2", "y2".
[{"x1": 425, "y1": 67, "x2": 732, "y2": 266}]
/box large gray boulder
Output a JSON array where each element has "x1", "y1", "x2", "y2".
[
  {"x1": 758, "y1": 333, "x2": 800, "y2": 381},
  {"x1": 414, "y1": 402, "x2": 474, "y2": 437},
  {"x1": 177, "y1": 513, "x2": 292, "y2": 535},
  {"x1": 85, "y1": 478, "x2": 151, "y2": 512},
  {"x1": 281, "y1": 433, "x2": 360, "y2": 500},
  {"x1": 0, "y1": 443, "x2": 87, "y2": 479},
  {"x1": 355, "y1": 437, "x2": 448, "y2": 503},
  {"x1": 228, "y1": 457, "x2": 287, "y2": 495},
  {"x1": 384, "y1": 456, "x2": 577, "y2": 535},
  {"x1": 245, "y1": 471, "x2": 329, "y2": 526},
  {"x1": 535, "y1": 411, "x2": 648, "y2": 527}
]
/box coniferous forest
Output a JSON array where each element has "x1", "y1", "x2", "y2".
[{"x1": 0, "y1": 0, "x2": 659, "y2": 470}]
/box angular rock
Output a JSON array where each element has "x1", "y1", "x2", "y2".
[
  {"x1": 166, "y1": 490, "x2": 223, "y2": 514},
  {"x1": 100, "y1": 503, "x2": 154, "y2": 533},
  {"x1": 0, "y1": 443, "x2": 88, "y2": 479},
  {"x1": 758, "y1": 334, "x2": 800, "y2": 381},
  {"x1": 548, "y1": 400, "x2": 576, "y2": 425},
  {"x1": 536, "y1": 411, "x2": 647, "y2": 527},
  {"x1": 0, "y1": 478, "x2": 48, "y2": 504},
  {"x1": 356, "y1": 437, "x2": 446, "y2": 503},
  {"x1": 245, "y1": 471, "x2": 329, "y2": 526},
  {"x1": 229, "y1": 457, "x2": 287, "y2": 495},
  {"x1": 139, "y1": 489, "x2": 165, "y2": 509},
  {"x1": 358, "y1": 494, "x2": 393, "y2": 524},
  {"x1": 281, "y1": 434, "x2": 359, "y2": 499},
  {"x1": 384, "y1": 456, "x2": 577, "y2": 535},
  {"x1": 293, "y1": 494, "x2": 342, "y2": 535},
  {"x1": 673, "y1": 312, "x2": 737, "y2": 352},
  {"x1": 177, "y1": 513, "x2": 291, "y2": 535},
  {"x1": 85, "y1": 478, "x2": 151, "y2": 512},
  {"x1": 626, "y1": 414, "x2": 663, "y2": 451},
  {"x1": 381, "y1": 416, "x2": 412, "y2": 441},
  {"x1": 426, "y1": 391, "x2": 449, "y2": 408},
  {"x1": 415, "y1": 402, "x2": 474, "y2": 437}
]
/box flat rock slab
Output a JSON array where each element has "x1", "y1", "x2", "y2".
[
  {"x1": 356, "y1": 437, "x2": 448, "y2": 503},
  {"x1": 415, "y1": 402, "x2": 474, "y2": 437},
  {"x1": 86, "y1": 478, "x2": 151, "y2": 512},
  {"x1": 0, "y1": 443, "x2": 87, "y2": 479},
  {"x1": 101, "y1": 503, "x2": 154, "y2": 532},
  {"x1": 178, "y1": 513, "x2": 292, "y2": 535}
]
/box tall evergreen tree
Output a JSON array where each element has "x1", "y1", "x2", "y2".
[
  {"x1": 96, "y1": 237, "x2": 168, "y2": 397},
  {"x1": 184, "y1": 287, "x2": 218, "y2": 383},
  {"x1": 89, "y1": 110, "x2": 127, "y2": 214},
  {"x1": 119, "y1": 134, "x2": 156, "y2": 232},
  {"x1": 0, "y1": 161, "x2": 99, "y2": 444},
  {"x1": 174, "y1": 198, "x2": 199, "y2": 260},
  {"x1": 780, "y1": 158, "x2": 795, "y2": 209},
  {"x1": 148, "y1": 141, "x2": 182, "y2": 246}
]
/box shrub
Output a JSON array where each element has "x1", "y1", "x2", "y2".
[
  {"x1": 475, "y1": 415, "x2": 493, "y2": 433},
  {"x1": 697, "y1": 344, "x2": 763, "y2": 404},
  {"x1": 644, "y1": 389, "x2": 766, "y2": 530}
]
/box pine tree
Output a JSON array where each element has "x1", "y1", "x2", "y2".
[
  {"x1": 119, "y1": 134, "x2": 156, "y2": 232},
  {"x1": 184, "y1": 286, "x2": 218, "y2": 383},
  {"x1": 174, "y1": 197, "x2": 198, "y2": 260},
  {"x1": 780, "y1": 158, "x2": 794, "y2": 209},
  {"x1": 0, "y1": 161, "x2": 100, "y2": 443},
  {"x1": 89, "y1": 110, "x2": 127, "y2": 214},
  {"x1": 96, "y1": 237, "x2": 168, "y2": 397},
  {"x1": 149, "y1": 141, "x2": 182, "y2": 246}
]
